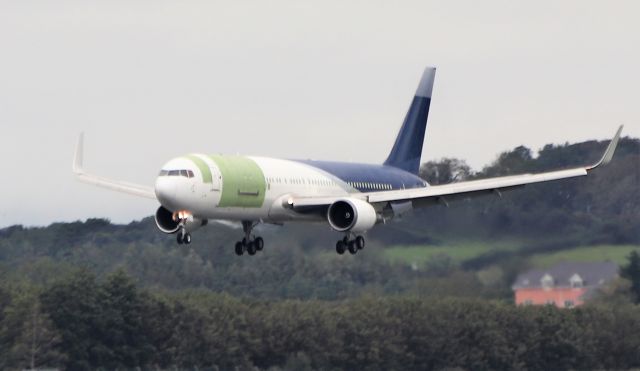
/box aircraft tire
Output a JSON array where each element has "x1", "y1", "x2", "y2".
[
  {"x1": 184, "y1": 233, "x2": 192, "y2": 245},
  {"x1": 336, "y1": 241, "x2": 346, "y2": 255},
  {"x1": 255, "y1": 237, "x2": 264, "y2": 251},
  {"x1": 247, "y1": 242, "x2": 257, "y2": 255},
  {"x1": 355, "y1": 236, "x2": 365, "y2": 250},
  {"x1": 177, "y1": 233, "x2": 184, "y2": 245},
  {"x1": 348, "y1": 241, "x2": 358, "y2": 255},
  {"x1": 235, "y1": 241, "x2": 244, "y2": 256}
]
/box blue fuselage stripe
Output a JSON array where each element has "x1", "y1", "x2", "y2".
[{"x1": 292, "y1": 160, "x2": 427, "y2": 192}]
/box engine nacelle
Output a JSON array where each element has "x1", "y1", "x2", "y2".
[
  {"x1": 154, "y1": 206, "x2": 207, "y2": 234},
  {"x1": 327, "y1": 198, "x2": 377, "y2": 232}
]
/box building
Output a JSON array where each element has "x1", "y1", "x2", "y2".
[{"x1": 512, "y1": 261, "x2": 618, "y2": 308}]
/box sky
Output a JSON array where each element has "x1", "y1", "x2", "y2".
[{"x1": 0, "y1": 0, "x2": 638, "y2": 227}]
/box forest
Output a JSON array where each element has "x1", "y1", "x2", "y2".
[{"x1": 0, "y1": 136, "x2": 638, "y2": 369}]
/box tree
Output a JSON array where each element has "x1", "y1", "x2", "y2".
[
  {"x1": 98, "y1": 269, "x2": 155, "y2": 368},
  {"x1": 479, "y1": 145, "x2": 534, "y2": 177},
  {"x1": 40, "y1": 270, "x2": 102, "y2": 370},
  {"x1": 0, "y1": 287, "x2": 65, "y2": 370},
  {"x1": 419, "y1": 158, "x2": 472, "y2": 185},
  {"x1": 621, "y1": 250, "x2": 640, "y2": 303}
]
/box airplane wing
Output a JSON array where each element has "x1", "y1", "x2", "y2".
[
  {"x1": 72, "y1": 133, "x2": 157, "y2": 200},
  {"x1": 290, "y1": 125, "x2": 623, "y2": 209}
]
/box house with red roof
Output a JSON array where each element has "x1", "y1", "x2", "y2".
[{"x1": 512, "y1": 261, "x2": 618, "y2": 308}]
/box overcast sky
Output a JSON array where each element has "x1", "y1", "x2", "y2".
[{"x1": 1, "y1": 1, "x2": 638, "y2": 227}]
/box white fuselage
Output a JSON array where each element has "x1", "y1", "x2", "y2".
[{"x1": 154, "y1": 155, "x2": 355, "y2": 224}]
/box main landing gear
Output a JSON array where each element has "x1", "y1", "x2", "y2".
[
  {"x1": 234, "y1": 221, "x2": 265, "y2": 256},
  {"x1": 335, "y1": 235, "x2": 365, "y2": 255}
]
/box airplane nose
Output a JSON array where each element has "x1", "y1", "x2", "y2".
[{"x1": 155, "y1": 177, "x2": 176, "y2": 207}]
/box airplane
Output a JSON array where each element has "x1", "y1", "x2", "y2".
[{"x1": 73, "y1": 67, "x2": 623, "y2": 256}]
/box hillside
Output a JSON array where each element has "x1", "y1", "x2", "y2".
[{"x1": 0, "y1": 136, "x2": 637, "y2": 300}]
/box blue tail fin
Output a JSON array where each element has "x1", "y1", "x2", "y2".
[{"x1": 383, "y1": 67, "x2": 435, "y2": 174}]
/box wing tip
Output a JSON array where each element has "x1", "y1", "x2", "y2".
[
  {"x1": 587, "y1": 125, "x2": 623, "y2": 170},
  {"x1": 72, "y1": 132, "x2": 85, "y2": 174}
]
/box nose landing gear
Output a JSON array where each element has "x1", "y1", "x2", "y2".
[
  {"x1": 335, "y1": 234, "x2": 365, "y2": 255},
  {"x1": 173, "y1": 211, "x2": 193, "y2": 246},
  {"x1": 177, "y1": 230, "x2": 192, "y2": 245},
  {"x1": 234, "y1": 221, "x2": 265, "y2": 256}
]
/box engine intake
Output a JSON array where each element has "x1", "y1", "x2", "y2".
[
  {"x1": 327, "y1": 198, "x2": 377, "y2": 232},
  {"x1": 154, "y1": 206, "x2": 207, "y2": 234}
]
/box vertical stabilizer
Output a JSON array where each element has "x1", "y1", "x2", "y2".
[{"x1": 383, "y1": 67, "x2": 435, "y2": 174}]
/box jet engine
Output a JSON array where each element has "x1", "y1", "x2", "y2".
[
  {"x1": 327, "y1": 198, "x2": 377, "y2": 232},
  {"x1": 154, "y1": 206, "x2": 207, "y2": 234}
]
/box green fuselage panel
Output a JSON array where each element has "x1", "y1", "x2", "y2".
[{"x1": 208, "y1": 155, "x2": 266, "y2": 208}]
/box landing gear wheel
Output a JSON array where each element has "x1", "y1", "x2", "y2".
[
  {"x1": 247, "y1": 242, "x2": 257, "y2": 255},
  {"x1": 235, "y1": 241, "x2": 244, "y2": 256},
  {"x1": 177, "y1": 233, "x2": 184, "y2": 245},
  {"x1": 183, "y1": 233, "x2": 192, "y2": 245},
  {"x1": 348, "y1": 241, "x2": 358, "y2": 255},
  {"x1": 255, "y1": 237, "x2": 264, "y2": 251},
  {"x1": 355, "y1": 236, "x2": 365, "y2": 250},
  {"x1": 336, "y1": 241, "x2": 346, "y2": 255}
]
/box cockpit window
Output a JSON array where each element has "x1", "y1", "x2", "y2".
[{"x1": 159, "y1": 169, "x2": 195, "y2": 178}]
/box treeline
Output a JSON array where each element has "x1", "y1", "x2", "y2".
[
  {"x1": 1, "y1": 270, "x2": 640, "y2": 370},
  {"x1": 413, "y1": 137, "x2": 639, "y2": 245},
  {"x1": 0, "y1": 219, "x2": 504, "y2": 300}
]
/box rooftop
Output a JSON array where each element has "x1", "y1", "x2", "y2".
[{"x1": 513, "y1": 261, "x2": 618, "y2": 290}]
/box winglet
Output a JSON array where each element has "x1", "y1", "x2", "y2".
[
  {"x1": 73, "y1": 132, "x2": 84, "y2": 174},
  {"x1": 587, "y1": 125, "x2": 623, "y2": 171}
]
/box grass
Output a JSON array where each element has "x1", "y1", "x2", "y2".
[
  {"x1": 382, "y1": 240, "x2": 640, "y2": 268},
  {"x1": 529, "y1": 245, "x2": 640, "y2": 268},
  {"x1": 382, "y1": 239, "x2": 522, "y2": 266}
]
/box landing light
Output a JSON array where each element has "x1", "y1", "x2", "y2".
[{"x1": 173, "y1": 210, "x2": 193, "y2": 222}]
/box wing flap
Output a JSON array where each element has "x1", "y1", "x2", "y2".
[{"x1": 366, "y1": 168, "x2": 587, "y2": 203}]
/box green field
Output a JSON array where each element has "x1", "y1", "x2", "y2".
[
  {"x1": 383, "y1": 241, "x2": 640, "y2": 268},
  {"x1": 382, "y1": 239, "x2": 522, "y2": 265},
  {"x1": 529, "y1": 245, "x2": 640, "y2": 268}
]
